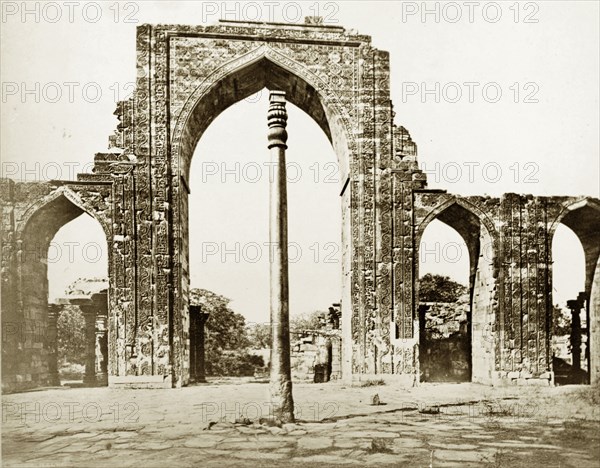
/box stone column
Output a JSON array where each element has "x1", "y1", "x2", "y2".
[
  {"x1": 267, "y1": 90, "x2": 294, "y2": 422},
  {"x1": 578, "y1": 291, "x2": 590, "y2": 376},
  {"x1": 95, "y1": 314, "x2": 108, "y2": 385},
  {"x1": 92, "y1": 292, "x2": 108, "y2": 386},
  {"x1": 76, "y1": 301, "x2": 97, "y2": 386},
  {"x1": 189, "y1": 305, "x2": 210, "y2": 383},
  {"x1": 46, "y1": 304, "x2": 61, "y2": 386},
  {"x1": 567, "y1": 299, "x2": 582, "y2": 373},
  {"x1": 196, "y1": 312, "x2": 209, "y2": 383}
]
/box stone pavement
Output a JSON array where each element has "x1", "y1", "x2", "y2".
[{"x1": 2, "y1": 382, "x2": 599, "y2": 467}]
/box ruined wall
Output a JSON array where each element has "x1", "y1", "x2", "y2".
[
  {"x1": 471, "y1": 227, "x2": 497, "y2": 384},
  {"x1": 419, "y1": 299, "x2": 470, "y2": 382},
  {"x1": 291, "y1": 332, "x2": 342, "y2": 382},
  {"x1": 411, "y1": 193, "x2": 600, "y2": 386}
]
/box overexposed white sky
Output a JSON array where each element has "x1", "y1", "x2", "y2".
[{"x1": 1, "y1": 1, "x2": 597, "y2": 321}]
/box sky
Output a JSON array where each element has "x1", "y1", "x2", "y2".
[{"x1": 1, "y1": 1, "x2": 597, "y2": 322}]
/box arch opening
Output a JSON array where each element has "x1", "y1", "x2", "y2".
[
  {"x1": 416, "y1": 202, "x2": 497, "y2": 384},
  {"x1": 551, "y1": 202, "x2": 600, "y2": 385},
  {"x1": 184, "y1": 87, "x2": 343, "y2": 383},
  {"x1": 9, "y1": 194, "x2": 109, "y2": 390},
  {"x1": 174, "y1": 53, "x2": 353, "y2": 385}
]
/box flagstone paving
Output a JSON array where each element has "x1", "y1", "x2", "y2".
[{"x1": 2, "y1": 382, "x2": 599, "y2": 467}]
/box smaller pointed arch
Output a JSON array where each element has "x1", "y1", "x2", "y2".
[
  {"x1": 17, "y1": 186, "x2": 111, "y2": 244},
  {"x1": 416, "y1": 196, "x2": 498, "y2": 260}
]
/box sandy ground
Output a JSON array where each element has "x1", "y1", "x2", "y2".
[{"x1": 2, "y1": 380, "x2": 599, "y2": 467}]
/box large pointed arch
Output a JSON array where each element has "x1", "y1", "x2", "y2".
[
  {"x1": 171, "y1": 45, "x2": 354, "y2": 185},
  {"x1": 169, "y1": 43, "x2": 357, "y2": 387}
]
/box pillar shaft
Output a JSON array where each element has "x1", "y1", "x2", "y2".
[
  {"x1": 46, "y1": 305, "x2": 61, "y2": 386},
  {"x1": 95, "y1": 314, "x2": 108, "y2": 385},
  {"x1": 267, "y1": 91, "x2": 294, "y2": 423},
  {"x1": 570, "y1": 306, "x2": 582, "y2": 371},
  {"x1": 80, "y1": 306, "x2": 97, "y2": 386},
  {"x1": 189, "y1": 305, "x2": 209, "y2": 383}
]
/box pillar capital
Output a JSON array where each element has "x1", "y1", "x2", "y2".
[{"x1": 267, "y1": 91, "x2": 288, "y2": 149}]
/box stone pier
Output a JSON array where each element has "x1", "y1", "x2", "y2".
[
  {"x1": 189, "y1": 305, "x2": 209, "y2": 383},
  {"x1": 46, "y1": 304, "x2": 61, "y2": 387},
  {"x1": 69, "y1": 292, "x2": 108, "y2": 387}
]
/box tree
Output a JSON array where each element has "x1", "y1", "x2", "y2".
[
  {"x1": 290, "y1": 310, "x2": 326, "y2": 333},
  {"x1": 247, "y1": 322, "x2": 272, "y2": 349},
  {"x1": 57, "y1": 278, "x2": 107, "y2": 368},
  {"x1": 189, "y1": 288, "x2": 257, "y2": 376},
  {"x1": 57, "y1": 304, "x2": 86, "y2": 365},
  {"x1": 418, "y1": 273, "x2": 467, "y2": 303},
  {"x1": 552, "y1": 304, "x2": 572, "y2": 336}
]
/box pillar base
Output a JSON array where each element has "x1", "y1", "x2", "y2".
[
  {"x1": 83, "y1": 374, "x2": 97, "y2": 386},
  {"x1": 95, "y1": 372, "x2": 108, "y2": 386},
  {"x1": 47, "y1": 373, "x2": 61, "y2": 387},
  {"x1": 189, "y1": 376, "x2": 207, "y2": 384}
]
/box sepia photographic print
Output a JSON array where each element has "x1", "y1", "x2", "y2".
[{"x1": 1, "y1": 1, "x2": 599, "y2": 467}]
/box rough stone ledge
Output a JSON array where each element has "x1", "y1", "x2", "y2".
[{"x1": 108, "y1": 375, "x2": 171, "y2": 389}]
